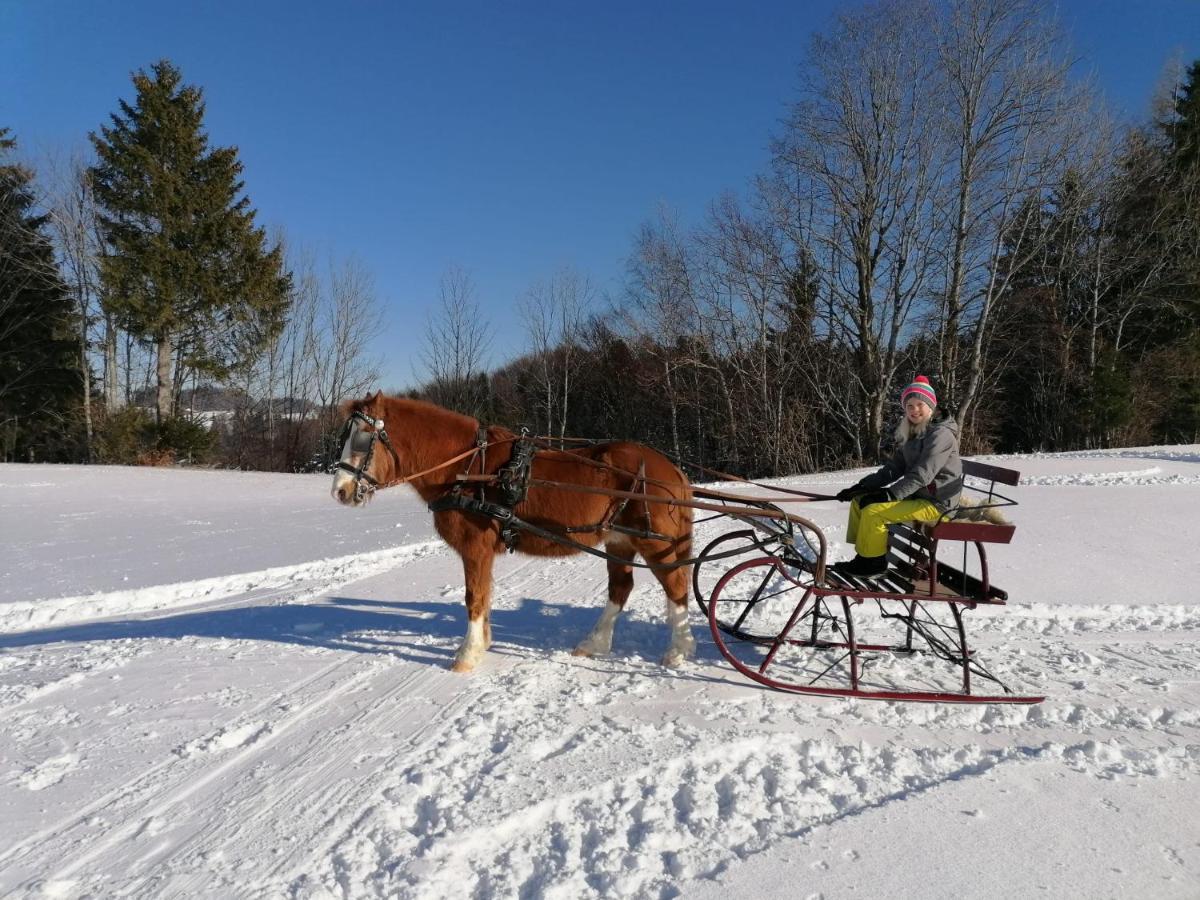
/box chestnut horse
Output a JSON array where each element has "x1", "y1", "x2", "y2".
[{"x1": 330, "y1": 392, "x2": 696, "y2": 672}]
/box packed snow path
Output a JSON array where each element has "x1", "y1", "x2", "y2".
[{"x1": 1, "y1": 451, "x2": 1198, "y2": 898}]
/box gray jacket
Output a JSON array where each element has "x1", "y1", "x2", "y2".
[{"x1": 858, "y1": 411, "x2": 963, "y2": 510}]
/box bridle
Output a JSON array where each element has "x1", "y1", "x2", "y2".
[{"x1": 332, "y1": 410, "x2": 399, "y2": 502}]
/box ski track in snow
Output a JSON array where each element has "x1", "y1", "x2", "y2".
[
  {"x1": 1, "y1": 452, "x2": 1199, "y2": 897},
  {"x1": 7, "y1": 576, "x2": 1193, "y2": 898}
]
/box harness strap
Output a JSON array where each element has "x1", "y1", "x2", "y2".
[
  {"x1": 495, "y1": 428, "x2": 535, "y2": 508},
  {"x1": 429, "y1": 490, "x2": 524, "y2": 551},
  {"x1": 427, "y1": 490, "x2": 715, "y2": 571},
  {"x1": 384, "y1": 442, "x2": 506, "y2": 489}
]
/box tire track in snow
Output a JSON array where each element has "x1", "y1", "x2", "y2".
[
  {"x1": 1, "y1": 542, "x2": 588, "y2": 897},
  {"x1": 0, "y1": 528, "x2": 463, "y2": 897},
  {"x1": 276, "y1": 560, "x2": 1200, "y2": 900},
  {"x1": 135, "y1": 553, "x2": 609, "y2": 897}
]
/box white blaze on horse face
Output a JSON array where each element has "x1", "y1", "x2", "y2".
[{"x1": 330, "y1": 428, "x2": 364, "y2": 506}]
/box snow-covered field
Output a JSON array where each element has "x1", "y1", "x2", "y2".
[{"x1": 1, "y1": 448, "x2": 1199, "y2": 899}]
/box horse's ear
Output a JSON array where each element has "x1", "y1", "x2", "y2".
[{"x1": 369, "y1": 390, "x2": 382, "y2": 403}]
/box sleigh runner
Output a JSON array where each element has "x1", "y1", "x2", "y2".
[{"x1": 331, "y1": 395, "x2": 1041, "y2": 704}]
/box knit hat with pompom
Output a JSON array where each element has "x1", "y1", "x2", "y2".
[{"x1": 900, "y1": 375, "x2": 937, "y2": 410}]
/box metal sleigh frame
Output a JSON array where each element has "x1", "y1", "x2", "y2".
[{"x1": 694, "y1": 460, "x2": 1044, "y2": 704}]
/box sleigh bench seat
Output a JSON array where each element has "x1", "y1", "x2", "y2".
[{"x1": 820, "y1": 533, "x2": 1007, "y2": 606}]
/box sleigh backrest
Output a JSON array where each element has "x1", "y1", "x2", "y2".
[{"x1": 925, "y1": 459, "x2": 1020, "y2": 544}]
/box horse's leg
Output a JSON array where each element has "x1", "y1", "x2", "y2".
[
  {"x1": 451, "y1": 540, "x2": 496, "y2": 673},
  {"x1": 647, "y1": 550, "x2": 695, "y2": 668},
  {"x1": 573, "y1": 541, "x2": 636, "y2": 658}
]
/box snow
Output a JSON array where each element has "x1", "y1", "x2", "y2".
[{"x1": 1, "y1": 448, "x2": 1198, "y2": 898}]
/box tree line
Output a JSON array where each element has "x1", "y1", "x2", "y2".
[{"x1": 3, "y1": 0, "x2": 1198, "y2": 476}]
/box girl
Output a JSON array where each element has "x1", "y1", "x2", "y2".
[{"x1": 833, "y1": 376, "x2": 963, "y2": 578}]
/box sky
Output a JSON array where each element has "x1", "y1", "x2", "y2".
[{"x1": 3, "y1": 0, "x2": 1199, "y2": 390}]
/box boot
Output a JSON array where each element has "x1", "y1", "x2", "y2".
[{"x1": 833, "y1": 553, "x2": 888, "y2": 578}]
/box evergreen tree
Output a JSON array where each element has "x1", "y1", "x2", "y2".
[
  {"x1": 89, "y1": 60, "x2": 290, "y2": 423},
  {"x1": 0, "y1": 128, "x2": 85, "y2": 461},
  {"x1": 1100, "y1": 59, "x2": 1200, "y2": 444},
  {"x1": 1109, "y1": 61, "x2": 1200, "y2": 355},
  {"x1": 1167, "y1": 61, "x2": 1200, "y2": 189},
  {"x1": 1164, "y1": 61, "x2": 1200, "y2": 327}
]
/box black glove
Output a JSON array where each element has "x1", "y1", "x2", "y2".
[
  {"x1": 835, "y1": 485, "x2": 869, "y2": 502},
  {"x1": 856, "y1": 488, "x2": 893, "y2": 508}
]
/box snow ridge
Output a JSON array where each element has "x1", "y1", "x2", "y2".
[{"x1": 0, "y1": 541, "x2": 445, "y2": 635}]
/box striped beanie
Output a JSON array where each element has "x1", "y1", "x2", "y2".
[{"x1": 901, "y1": 375, "x2": 937, "y2": 409}]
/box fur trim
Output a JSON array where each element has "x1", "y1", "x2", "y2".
[{"x1": 951, "y1": 496, "x2": 1011, "y2": 525}]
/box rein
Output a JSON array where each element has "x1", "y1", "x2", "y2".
[
  {"x1": 334, "y1": 409, "x2": 834, "y2": 570},
  {"x1": 521, "y1": 435, "x2": 835, "y2": 504},
  {"x1": 336, "y1": 410, "x2": 836, "y2": 507}
]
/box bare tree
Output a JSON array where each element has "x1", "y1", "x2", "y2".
[
  {"x1": 622, "y1": 207, "x2": 700, "y2": 459},
  {"x1": 421, "y1": 265, "x2": 491, "y2": 417},
  {"x1": 930, "y1": 0, "x2": 1084, "y2": 425},
  {"x1": 309, "y1": 254, "x2": 384, "y2": 426},
  {"x1": 228, "y1": 243, "x2": 384, "y2": 469},
  {"x1": 518, "y1": 266, "x2": 591, "y2": 440},
  {"x1": 44, "y1": 150, "x2": 106, "y2": 457},
  {"x1": 772, "y1": 0, "x2": 944, "y2": 456},
  {"x1": 700, "y1": 195, "x2": 813, "y2": 473}
]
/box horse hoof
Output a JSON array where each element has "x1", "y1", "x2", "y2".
[
  {"x1": 571, "y1": 645, "x2": 594, "y2": 658},
  {"x1": 660, "y1": 650, "x2": 690, "y2": 668},
  {"x1": 450, "y1": 658, "x2": 476, "y2": 673}
]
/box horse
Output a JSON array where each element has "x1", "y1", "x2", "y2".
[{"x1": 330, "y1": 391, "x2": 696, "y2": 672}]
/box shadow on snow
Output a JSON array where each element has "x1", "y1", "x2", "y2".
[{"x1": 0, "y1": 594, "x2": 728, "y2": 670}]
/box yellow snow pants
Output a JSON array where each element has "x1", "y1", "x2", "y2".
[{"x1": 846, "y1": 496, "x2": 944, "y2": 558}]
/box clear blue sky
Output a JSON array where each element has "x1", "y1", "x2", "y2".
[{"x1": 3, "y1": 1, "x2": 1198, "y2": 390}]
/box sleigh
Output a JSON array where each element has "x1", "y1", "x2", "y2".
[{"x1": 695, "y1": 460, "x2": 1044, "y2": 704}]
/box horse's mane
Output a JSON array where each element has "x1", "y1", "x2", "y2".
[{"x1": 348, "y1": 393, "x2": 467, "y2": 424}]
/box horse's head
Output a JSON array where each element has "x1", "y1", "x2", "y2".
[{"x1": 330, "y1": 391, "x2": 399, "y2": 507}]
